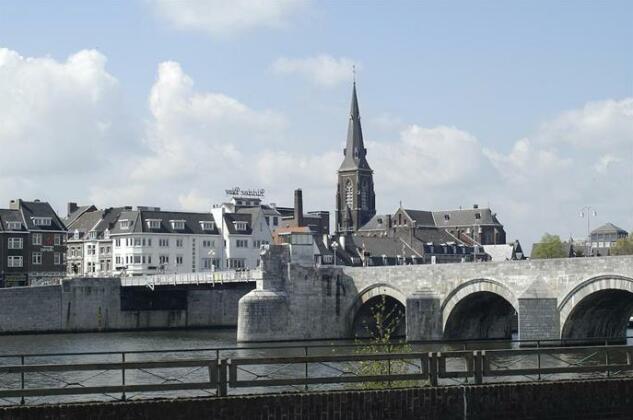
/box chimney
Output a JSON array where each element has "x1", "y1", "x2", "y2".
[
  {"x1": 67, "y1": 202, "x2": 78, "y2": 217},
  {"x1": 294, "y1": 189, "x2": 304, "y2": 227},
  {"x1": 9, "y1": 199, "x2": 20, "y2": 210},
  {"x1": 473, "y1": 204, "x2": 479, "y2": 209}
]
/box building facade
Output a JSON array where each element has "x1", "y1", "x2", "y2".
[
  {"x1": 0, "y1": 199, "x2": 66, "y2": 286},
  {"x1": 589, "y1": 223, "x2": 629, "y2": 256}
]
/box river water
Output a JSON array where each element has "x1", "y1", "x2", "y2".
[{"x1": 0, "y1": 329, "x2": 630, "y2": 405}]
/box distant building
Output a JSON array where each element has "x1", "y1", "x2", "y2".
[
  {"x1": 483, "y1": 241, "x2": 525, "y2": 261},
  {"x1": 0, "y1": 199, "x2": 66, "y2": 287},
  {"x1": 589, "y1": 223, "x2": 629, "y2": 256}
]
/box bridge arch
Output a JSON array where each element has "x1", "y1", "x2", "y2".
[
  {"x1": 559, "y1": 274, "x2": 633, "y2": 341},
  {"x1": 441, "y1": 279, "x2": 518, "y2": 340},
  {"x1": 348, "y1": 284, "x2": 407, "y2": 339}
]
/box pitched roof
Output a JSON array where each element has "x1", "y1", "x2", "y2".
[
  {"x1": 591, "y1": 223, "x2": 628, "y2": 235},
  {"x1": 403, "y1": 209, "x2": 436, "y2": 227},
  {"x1": 64, "y1": 205, "x2": 97, "y2": 226},
  {"x1": 358, "y1": 214, "x2": 392, "y2": 231},
  {"x1": 432, "y1": 208, "x2": 502, "y2": 227},
  {"x1": 338, "y1": 82, "x2": 371, "y2": 172},
  {"x1": 223, "y1": 213, "x2": 253, "y2": 235},
  {"x1": 18, "y1": 200, "x2": 66, "y2": 231},
  {"x1": 0, "y1": 209, "x2": 25, "y2": 232}
]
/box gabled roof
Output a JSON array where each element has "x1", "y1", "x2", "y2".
[
  {"x1": 591, "y1": 223, "x2": 628, "y2": 235},
  {"x1": 432, "y1": 208, "x2": 502, "y2": 227},
  {"x1": 338, "y1": 82, "x2": 371, "y2": 172},
  {"x1": 223, "y1": 213, "x2": 253, "y2": 235},
  {"x1": 0, "y1": 209, "x2": 25, "y2": 232},
  {"x1": 64, "y1": 205, "x2": 97, "y2": 226},
  {"x1": 18, "y1": 200, "x2": 66, "y2": 231},
  {"x1": 403, "y1": 209, "x2": 436, "y2": 227},
  {"x1": 358, "y1": 214, "x2": 391, "y2": 231}
]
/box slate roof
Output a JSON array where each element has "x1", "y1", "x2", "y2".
[
  {"x1": 0, "y1": 209, "x2": 25, "y2": 232},
  {"x1": 17, "y1": 200, "x2": 66, "y2": 231},
  {"x1": 338, "y1": 83, "x2": 372, "y2": 172},
  {"x1": 358, "y1": 214, "x2": 392, "y2": 231},
  {"x1": 66, "y1": 208, "x2": 103, "y2": 240},
  {"x1": 223, "y1": 213, "x2": 253, "y2": 235},
  {"x1": 591, "y1": 223, "x2": 628, "y2": 235},
  {"x1": 432, "y1": 208, "x2": 502, "y2": 227},
  {"x1": 403, "y1": 209, "x2": 436, "y2": 227},
  {"x1": 106, "y1": 209, "x2": 220, "y2": 235},
  {"x1": 64, "y1": 205, "x2": 97, "y2": 226}
]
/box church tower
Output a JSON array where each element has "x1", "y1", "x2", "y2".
[{"x1": 335, "y1": 81, "x2": 376, "y2": 233}]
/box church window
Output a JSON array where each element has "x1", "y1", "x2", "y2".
[
  {"x1": 361, "y1": 181, "x2": 368, "y2": 210},
  {"x1": 345, "y1": 180, "x2": 353, "y2": 208}
]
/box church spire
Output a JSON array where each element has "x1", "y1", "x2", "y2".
[{"x1": 339, "y1": 81, "x2": 371, "y2": 172}]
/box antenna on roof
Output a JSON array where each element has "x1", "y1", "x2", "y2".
[{"x1": 352, "y1": 64, "x2": 356, "y2": 84}]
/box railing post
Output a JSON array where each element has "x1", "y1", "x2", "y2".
[
  {"x1": 605, "y1": 347, "x2": 610, "y2": 378},
  {"x1": 121, "y1": 352, "x2": 126, "y2": 401},
  {"x1": 537, "y1": 342, "x2": 541, "y2": 381},
  {"x1": 304, "y1": 346, "x2": 309, "y2": 392},
  {"x1": 429, "y1": 352, "x2": 438, "y2": 387},
  {"x1": 474, "y1": 351, "x2": 483, "y2": 385},
  {"x1": 218, "y1": 359, "x2": 228, "y2": 397},
  {"x1": 20, "y1": 355, "x2": 25, "y2": 406}
]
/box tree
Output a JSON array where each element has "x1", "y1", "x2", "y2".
[
  {"x1": 532, "y1": 233, "x2": 566, "y2": 259},
  {"x1": 611, "y1": 235, "x2": 633, "y2": 256}
]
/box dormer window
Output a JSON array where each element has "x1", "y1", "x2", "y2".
[
  {"x1": 170, "y1": 220, "x2": 186, "y2": 230},
  {"x1": 89, "y1": 231, "x2": 97, "y2": 240},
  {"x1": 104, "y1": 229, "x2": 110, "y2": 239},
  {"x1": 200, "y1": 221, "x2": 215, "y2": 231},
  {"x1": 73, "y1": 229, "x2": 80, "y2": 240},
  {"x1": 6, "y1": 221, "x2": 21, "y2": 230},
  {"x1": 119, "y1": 219, "x2": 129, "y2": 230},
  {"x1": 32, "y1": 217, "x2": 52, "y2": 226},
  {"x1": 444, "y1": 214, "x2": 450, "y2": 221},
  {"x1": 234, "y1": 221, "x2": 247, "y2": 231},
  {"x1": 475, "y1": 213, "x2": 481, "y2": 220},
  {"x1": 147, "y1": 219, "x2": 161, "y2": 229}
]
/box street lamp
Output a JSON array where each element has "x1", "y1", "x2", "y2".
[
  {"x1": 331, "y1": 241, "x2": 338, "y2": 266},
  {"x1": 580, "y1": 207, "x2": 597, "y2": 256},
  {"x1": 208, "y1": 249, "x2": 216, "y2": 272}
]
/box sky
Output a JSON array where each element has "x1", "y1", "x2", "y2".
[{"x1": 0, "y1": 0, "x2": 631, "y2": 249}]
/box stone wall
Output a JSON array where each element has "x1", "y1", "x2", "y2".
[
  {"x1": 0, "y1": 278, "x2": 253, "y2": 334},
  {"x1": 2, "y1": 378, "x2": 633, "y2": 420}
]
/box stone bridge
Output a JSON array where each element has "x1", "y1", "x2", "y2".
[{"x1": 237, "y1": 246, "x2": 633, "y2": 342}]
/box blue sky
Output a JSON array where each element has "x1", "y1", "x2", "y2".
[{"x1": 0, "y1": 1, "x2": 631, "y2": 248}]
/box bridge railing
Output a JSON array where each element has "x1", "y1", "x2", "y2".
[
  {"x1": 1, "y1": 342, "x2": 633, "y2": 405},
  {"x1": 119, "y1": 270, "x2": 262, "y2": 289}
]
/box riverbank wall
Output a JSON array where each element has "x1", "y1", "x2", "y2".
[
  {"x1": 0, "y1": 278, "x2": 254, "y2": 334},
  {"x1": 1, "y1": 377, "x2": 632, "y2": 420}
]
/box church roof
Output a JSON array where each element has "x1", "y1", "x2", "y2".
[{"x1": 338, "y1": 82, "x2": 372, "y2": 172}]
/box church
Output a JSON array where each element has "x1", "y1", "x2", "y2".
[{"x1": 329, "y1": 82, "x2": 510, "y2": 266}]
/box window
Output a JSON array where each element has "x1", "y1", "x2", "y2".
[
  {"x1": 6, "y1": 221, "x2": 21, "y2": 230},
  {"x1": 119, "y1": 220, "x2": 129, "y2": 230},
  {"x1": 133, "y1": 238, "x2": 142, "y2": 247},
  {"x1": 87, "y1": 244, "x2": 96, "y2": 255},
  {"x1": 236, "y1": 239, "x2": 248, "y2": 248},
  {"x1": 8, "y1": 256, "x2": 23, "y2": 267},
  {"x1": 8, "y1": 237, "x2": 23, "y2": 249},
  {"x1": 202, "y1": 240, "x2": 215, "y2": 247},
  {"x1": 345, "y1": 180, "x2": 353, "y2": 208},
  {"x1": 89, "y1": 231, "x2": 97, "y2": 240},
  {"x1": 159, "y1": 255, "x2": 169, "y2": 264},
  {"x1": 361, "y1": 181, "x2": 368, "y2": 210},
  {"x1": 273, "y1": 217, "x2": 278, "y2": 227},
  {"x1": 159, "y1": 238, "x2": 169, "y2": 247},
  {"x1": 176, "y1": 239, "x2": 183, "y2": 247},
  {"x1": 115, "y1": 256, "x2": 122, "y2": 265},
  {"x1": 54, "y1": 253, "x2": 61, "y2": 265},
  {"x1": 200, "y1": 221, "x2": 215, "y2": 231},
  {"x1": 54, "y1": 234, "x2": 62, "y2": 245},
  {"x1": 227, "y1": 258, "x2": 245, "y2": 269},
  {"x1": 170, "y1": 220, "x2": 186, "y2": 230},
  {"x1": 115, "y1": 239, "x2": 121, "y2": 247},
  {"x1": 104, "y1": 229, "x2": 110, "y2": 240},
  {"x1": 32, "y1": 217, "x2": 52, "y2": 226},
  {"x1": 73, "y1": 230, "x2": 80, "y2": 240},
  {"x1": 475, "y1": 213, "x2": 481, "y2": 220},
  {"x1": 133, "y1": 255, "x2": 141, "y2": 264},
  {"x1": 32, "y1": 233, "x2": 42, "y2": 246},
  {"x1": 444, "y1": 214, "x2": 450, "y2": 221},
  {"x1": 176, "y1": 255, "x2": 183, "y2": 265},
  {"x1": 32, "y1": 252, "x2": 42, "y2": 265},
  {"x1": 234, "y1": 221, "x2": 247, "y2": 231},
  {"x1": 147, "y1": 238, "x2": 152, "y2": 247},
  {"x1": 147, "y1": 219, "x2": 161, "y2": 229}
]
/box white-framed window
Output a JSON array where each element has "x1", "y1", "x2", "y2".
[
  {"x1": 32, "y1": 217, "x2": 52, "y2": 226},
  {"x1": 54, "y1": 252, "x2": 61, "y2": 265},
  {"x1": 159, "y1": 255, "x2": 169, "y2": 264},
  {"x1": 200, "y1": 221, "x2": 215, "y2": 231},
  {"x1": 73, "y1": 230, "x2": 80, "y2": 240},
  {"x1": 6, "y1": 221, "x2": 21, "y2": 230},
  {"x1": 32, "y1": 233, "x2": 42, "y2": 246},
  {"x1": 159, "y1": 238, "x2": 169, "y2": 247},
  {"x1": 119, "y1": 220, "x2": 129, "y2": 230},
  {"x1": 55, "y1": 234, "x2": 62, "y2": 245},
  {"x1": 133, "y1": 238, "x2": 142, "y2": 247},
  {"x1": 227, "y1": 258, "x2": 245, "y2": 269},
  {"x1": 176, "y1": 239, "x2": 183, "y2": 248},
  {"x1": 8, "y1": 256, "x2": 23, "y2": 267},
  {"x1": 236, "y1": 239, "x2": 248, "y2": 248},
  {"x1": 272, "y1": 217, "x2": 278, "y2": 226},
  {"x1": 147, "y1": 219, "x2": 161, "y2": 229},
  {"x1": 88, "y1": 231, "x2": 97, "y2": 240},
  {"x1": 133, "y1": 255, "x2": 141, "y2": 264},
  {"x1": 104, "y1": 229, "x2": 110, "y2": 239},
  {"x1": 115, "y1": 238, "x2": 121, "y2": 247},
  {"x1": 234, "y1": 222, "x2": 247, "y2": 231},
  {"x1": 32, "y1": 252, "x2": 42, "y2": 265},
  {"x1": 8, "y1": 237, "x2": 23, "y2": 249},
  {"x1": 170, "y1": 220, "x2": 186, "y2": 230},
  {"x1": 176, "y1": 255, "x2": 183, "y2": 265},
  {"x1": 87, "y1": 244, "x2": 96, "y2": 255},
  {"x1": 202, "y1": 240, "x2": 215, "y2": 247}
]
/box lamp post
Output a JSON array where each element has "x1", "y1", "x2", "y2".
[
  {"x1": 331, "y1": 241, "x2": 338, "y2": 266},
  {"x1": 208, "y1": 249, "x2": 216, "y2": 272},
  {"x1": 580, "y1": 207, "x2": 597, "y2": 256}
]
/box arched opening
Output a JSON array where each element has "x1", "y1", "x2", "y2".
[
  {"x1": 561, "y1": 289, "x2": 633, "y2": 342},
  {"x1": 352, "y1": 295, "x2": 406, "y2": 339},
  {"x1": 443, "y1": 291, "x2": 517, "y2": 340}
]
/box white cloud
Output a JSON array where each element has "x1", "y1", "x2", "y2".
[
  {"x1": 272, "y1": 55, "x2": 359, "y2": 86},
  {"x1": 149, "y1": 0, "x2": 309, "y2": 37}
]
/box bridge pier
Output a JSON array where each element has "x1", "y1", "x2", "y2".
[
  {"x1": 405, "y1": 290, "x2": 442, "y2": 341},
  {"x1": 517, "y1": 279, "x2": 560, "y2": 342}
]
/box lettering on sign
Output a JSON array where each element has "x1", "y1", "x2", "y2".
[{"x1": 225, "y1": 187, "x2": 265, "y2": 198}]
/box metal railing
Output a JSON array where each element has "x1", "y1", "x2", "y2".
[
  {"x1": 1, "y1": 340, "x2": 632, "y2": 405},
  {"x1": 120, "y1": 269, "x2": 261, "y2": 289}
]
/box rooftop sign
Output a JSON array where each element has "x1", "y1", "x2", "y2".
[{"x1": 225, "y1": 187, "x2": 265, "y2": 198}]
